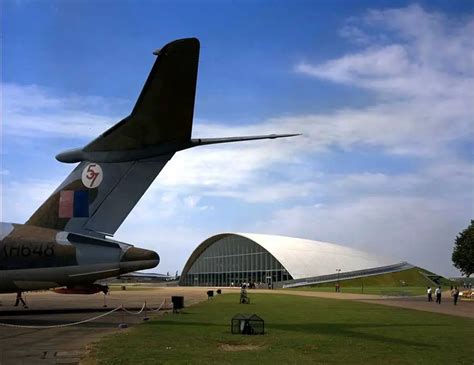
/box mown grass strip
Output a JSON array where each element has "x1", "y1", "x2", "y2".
[{"x1": 90, "y1": 293, "x2": 473, "y2": 365}]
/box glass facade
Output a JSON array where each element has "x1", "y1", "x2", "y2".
[{"x1": 180, "y1": 235, "x2": 292, "y2": 286}]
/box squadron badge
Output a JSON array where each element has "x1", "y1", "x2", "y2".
[{"x1": 81, "y1": 163, "x2": 103, "y2": 188}]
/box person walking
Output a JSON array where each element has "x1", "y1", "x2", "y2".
[
  {"x1": 14, "y1": 291, "x2": 27, "y2": 308},
  {"x1": 427, "y1": 286, "x2": 432, "y2": 302},
  {"x1": 452, "y1": 287, "x2": 460, "y2": 305},
  {"x1": 240, "y1": 284, "x2": 249, "y2": 304},
  {"x1": 435, "y1": 286, "x2": 442, "y2": 304}
]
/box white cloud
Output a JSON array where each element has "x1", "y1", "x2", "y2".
[
  {"x1": 206, "y1": 181, "x2": 319, "y2": 203},
  {"x1": 296, "y1": 4, "x2": 474, "y2": 99},
  {"x1": 253, "y1": 195, "x2": 470, "y2": 276},
  {"x1": 338, "y1": 24, "x2": 372, "y2": 44},
  {"x1": 268, "y1": 97, "x2": 471, "y2": 157},
  {"x1": 281, "y1": 3, "x2": 474, "y2": 278},
  {"x1": 0, "y1": 179, "x2": 58, "y2": 223},
  {"x1": 297, "y1": 45, "x2": 413, "y2": 85},
  {"x1": 365, "y1": 5, "x2": 474, "y2": 75},
  {"x1": 2, "y1": 83, "x2": 123, "y2": 138}
]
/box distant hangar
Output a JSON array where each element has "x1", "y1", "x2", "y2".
[{"x1": 179, "y1": 233, "x2": 414, "y2": 288}]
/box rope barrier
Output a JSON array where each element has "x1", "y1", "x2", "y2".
[
  {"x1": 0, "y1": 297, "x2": 172, "y2": 329},
  {"x1": 149, "y1": 298, "x2": 172, "y2": 312},
  {"x1": 120, "y1": 302, "x2": 147, "y2": 315}
]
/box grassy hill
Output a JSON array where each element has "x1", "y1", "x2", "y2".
[{"x1": 292, "y1": 268, "x2": 456, "y2": 296}]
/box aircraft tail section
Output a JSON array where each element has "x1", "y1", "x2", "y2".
[
  {"x1": 26, "y1": 38, "x2": 200, "y2": 236},
  {"x1": 25, "y1": 37, "x2": 300, "y2": 237},
  {"x1": 26, "y1": 155, "x2": 173, "y2": 236}
]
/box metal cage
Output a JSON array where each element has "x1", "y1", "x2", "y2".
[{"x1": 231, "y1": 314, "x2": 264, "y2": 335}]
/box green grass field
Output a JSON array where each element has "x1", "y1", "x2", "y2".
[
  {"x1": 292, "y1": 268, "x2": 456, "y2": 296},
  {"x1": 89, "y1": 293, "x2": 473, "y2": 365},
  {"x1": 293, "y1": 285, "x2": 429, "y2": 296}
]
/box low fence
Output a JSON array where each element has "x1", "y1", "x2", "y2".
[{"x1": 0, "y1": 298, "x2": 172, "y2": 329}]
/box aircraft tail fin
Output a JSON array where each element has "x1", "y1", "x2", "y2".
[
  {"x1": 26, "y1": 38, "x2": 200, "y2": 237},
  {"x1": 25, "y1": 38, "x2": 299, "y2": 237},
  {"x1": 85, "y1": 37, "x2": 199, "y2": 153}
]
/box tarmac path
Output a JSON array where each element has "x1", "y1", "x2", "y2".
[
  {"x1": 0, "y1": 287, "x2": 208, "y2": 365},
  {"x1": 357, "y1": 294, "x2": 474, "y2": 318}
]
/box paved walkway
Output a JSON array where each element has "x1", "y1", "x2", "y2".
[
  {"x1": 0, "y1": 287, "x2": 209, "y2": 365},
  {"x1": 358, "y1": 295, "x2": 474, "y2": 319}
]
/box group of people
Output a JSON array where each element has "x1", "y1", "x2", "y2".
[
  {"x1": 231, "y1": 281, "x2": 271, "y2": 289},
  {"x1": 427, "y1": 286, "x2": 460, "y2": 305}
]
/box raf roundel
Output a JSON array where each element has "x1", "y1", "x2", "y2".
[{"x1": 81, "y1": 163, "x2": 104, "y2": 188}]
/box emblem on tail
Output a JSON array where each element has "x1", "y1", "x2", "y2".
[{"x1": 81, "y1": 163, "x2": 103, "y2": 188}]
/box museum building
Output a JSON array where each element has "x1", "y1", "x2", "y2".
[{"x1": 179, "y1": 233, "x2": 413, "y2": 288}]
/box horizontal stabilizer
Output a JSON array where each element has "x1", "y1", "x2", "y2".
[
  {"x1": 190, "y1": 134, "x2": 301, "y2": 147},
  {"x1": 56, "y1": 133, "x2": 301, "y2": 163}
]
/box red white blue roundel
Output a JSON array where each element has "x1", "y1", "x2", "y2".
[{"x1": 81, "y1": 163, "x2": 103, "y2": 188}]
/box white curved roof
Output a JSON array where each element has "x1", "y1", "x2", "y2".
[
  {"x1": 236, "y1": 233, "x2": 397, "y2": 279},
  {"x1": 182, "y1": 232, "x2": 400, "y2": 280}
]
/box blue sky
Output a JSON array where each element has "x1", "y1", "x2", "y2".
[{"x1": 2, "y1": 1, "x2": 473, "y2": 276}]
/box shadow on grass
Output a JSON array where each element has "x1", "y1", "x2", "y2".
[
  {"x1": 153, "y1": 320, "x2": 440, "y2": 348},
  {"x1": 156, "y1": 320, "x2": 222, "y2": 328},
  {"x1": 269, "y1": 322, "x2": 439, "y2": 348}
]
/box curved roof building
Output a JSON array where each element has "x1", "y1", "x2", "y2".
[{"x1": 179, "y1": 233, "x2": 413, "y2": 288}]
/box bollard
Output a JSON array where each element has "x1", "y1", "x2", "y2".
[
  {"x1": 143, "y1": 301, "x2": 150, "y2": 321},
  {"x1": 171, "y1": 296, "x2": 184, "y2": 313},
  {"x1": 118, "y1": 305, "x2": 128, "y2": 329}
]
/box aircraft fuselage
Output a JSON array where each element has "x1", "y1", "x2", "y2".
[{"x1": 0, "y1": 222, "x2": 159, "y2": 293}]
